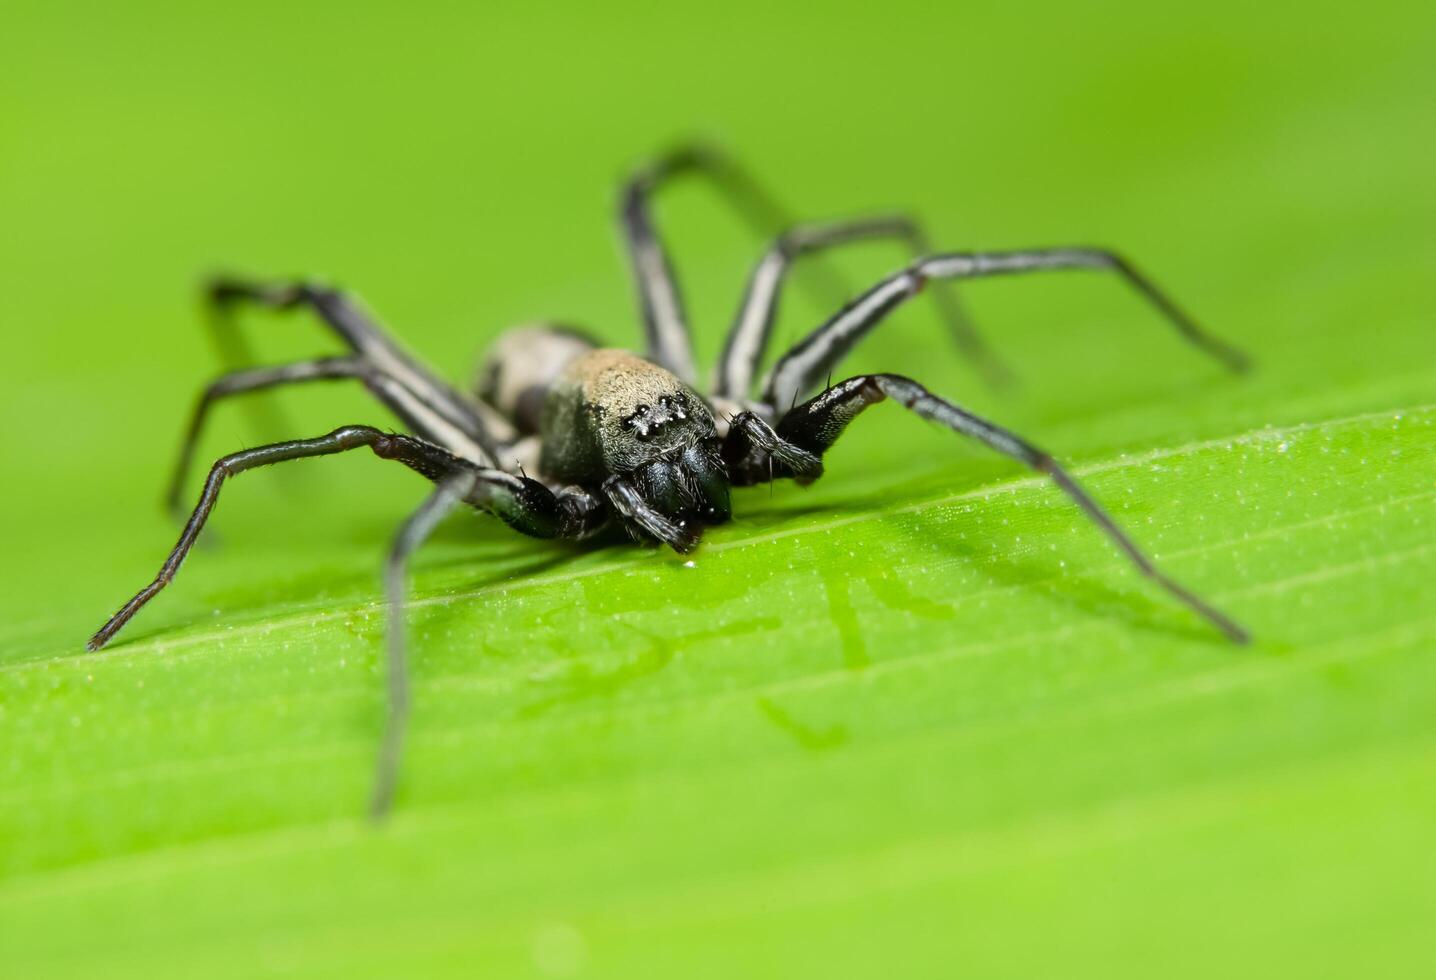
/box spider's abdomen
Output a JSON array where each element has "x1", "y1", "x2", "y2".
[
  {"x1": 539, "y1": 349, "x2": 717, "y2": 485},
  {"x1": 475, "y1": 324, "x2": 598, "y2": 435}
]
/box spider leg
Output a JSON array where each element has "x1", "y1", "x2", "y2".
[
  {"x1": 367, "y1": 473, "x2": 604, "y2": 819},
  {"x1": 714, "y1": 215, "x2": 999, "y2": 399},
  {"x1": 725, "y1": 376, "x2": 1248, "y2": 643},
  {"x1": 370, "y1": 471, "x2": 474, "y2": 820},
  {"x1": 87, "y1": 426, "x2": 600, "y2": 653},
  {"x1": 163, "y1": 346, "x2": 533, "y2": 515},
  {"x1": 619, "y1": 142, "x2": 854, "y2": 385},
  {"x1": 762, "y1": 248, "x2": 1250, "y2": 412},
  {"x1": 206, "y1": 277, "x2": 512, "y2": 463},
  {"x1": 165, "y1": 356, "x2": 371, "y2": 516}
]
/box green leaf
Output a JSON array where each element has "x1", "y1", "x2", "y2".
[{"x1": 3, "y1": 3, "x2": 1435, "y2": 977}]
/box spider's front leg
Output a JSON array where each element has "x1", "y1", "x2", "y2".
[
  {"x1": 728, "y1": 376, "x2": 1249, "y2": 643},
  {"x1": 85, "y1": 425, "x2": 607, "y2": 818},
  {"x1": 90, "y1": 426, "x2": 596, "y2": 652}
]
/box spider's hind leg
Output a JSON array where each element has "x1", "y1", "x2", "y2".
[
  {"x1": 164, "y1": 355, "x2": 371, "y2": 516},
  {"x1": 620, "y1": 142, "x2": 870, "y2": 385},
  {"x1": 207, "y1": 277, "x2": 389, "y2": 355},
  {"x1": 203, "y1": 276, "x2": 511, "y2": 465},
  {"x1": 715, "y1": 214, "x2": 1001, "y2": 400}
]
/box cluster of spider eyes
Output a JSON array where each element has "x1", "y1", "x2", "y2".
[{"x1": 623, "y1": 396, "x2": 688, "y2": 440}]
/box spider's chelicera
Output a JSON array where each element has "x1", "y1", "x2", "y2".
[{"x1": 87, "y1": 144, "x2": 1252, "y2": 817}]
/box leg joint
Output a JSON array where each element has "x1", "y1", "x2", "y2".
[{"x1": 207, "y1": 278, "x2": 337, "y2": 310}]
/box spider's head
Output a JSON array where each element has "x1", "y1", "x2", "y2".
[
  {"x1": 552, "y1": 349, "x2": 734, "y2": 549},
  {"x1": 631, "y1": 438, "x2": 732, "y2": 531}
]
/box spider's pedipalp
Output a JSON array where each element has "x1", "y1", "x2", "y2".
[
  {"x1": 602, "y1": 474, "x2": 700, "y2": 552},
  {"x1": 721, "y1": 410, "x2": 822, "y2": 485}
]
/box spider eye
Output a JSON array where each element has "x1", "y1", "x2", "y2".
[{"x1": 623, "y1": 396, "x2": 688, "y2": 441}]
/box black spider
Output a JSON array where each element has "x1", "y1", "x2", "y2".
[{"x1": 87, "y1": 144, "x2": 1251, "y2": 818}]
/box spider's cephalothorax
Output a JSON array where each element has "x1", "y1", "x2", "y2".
[
  {"x1": 88, "y1": 143, "x2": 1253, "y2": 818},
  {"x1": 538, "y1": 348, "x2": 731, "y2": 540}
]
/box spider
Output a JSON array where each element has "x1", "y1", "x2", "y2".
[{"x1": 87, "y1": 144, "x2": 1251, "y2": 818}]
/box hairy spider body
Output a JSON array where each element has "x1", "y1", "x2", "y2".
[
  {"x1": 476, "y1": 324, "x2": 595, "y2": 436},
  {"x1": 88, "y1": 144, "x2": 1252, "y2": 818},
  {"x1": 542, "y1": 348, "x2": 711, "y2": 478}
]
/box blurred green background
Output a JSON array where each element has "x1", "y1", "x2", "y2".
[{"x1": 3, "y1": 1, "x2": 1435, "y2": 976}]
